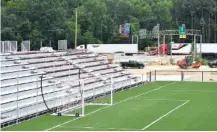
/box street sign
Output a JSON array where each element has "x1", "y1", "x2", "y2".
[
  {"x1": 179, "y1": 35, "x2": 186, "y2": 39},
  {"x1": 179, "y1": 24, "x2": 186, "y2": 35},
  {"x1": 124, "y1": 23, "x2": 130, "y2": 34},
  {"x1": 179, "y1": 24, "x2": 186, "y2": 38}
]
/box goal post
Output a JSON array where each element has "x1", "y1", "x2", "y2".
[
  {"x1": 54, "y1": 79, "x2": 85, "y2": 117},
  {"x1": 52, "y1": 76, "x2": 114, "y2": 117}
]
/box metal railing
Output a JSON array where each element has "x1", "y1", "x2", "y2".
[{"x1": 146, "y1": 70, "x2": 217, "y2": 82}]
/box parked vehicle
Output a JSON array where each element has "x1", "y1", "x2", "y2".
[
  {"x1": 208, "y1": 59, "x2": 217, "y2": 68},
  {"x1": 120, "y1": 60, "x2": 144, "y2": 69}
]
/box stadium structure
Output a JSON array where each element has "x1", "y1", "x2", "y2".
[
  {"x1": 1, "y1": 41, "x2": 217, "y2": 131},
  {"x1": 0, "y1": 48, "x2": 146, "y2": 128}
]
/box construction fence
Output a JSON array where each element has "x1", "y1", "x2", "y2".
[
  {"x1": 1, "y1": 40, "x2": 69, "y2": 53},
  {"x1": 1, "y1": 41, "x2": 31, "y2": 53}
]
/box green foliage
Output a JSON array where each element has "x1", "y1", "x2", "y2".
[
  {"x1": 1, "y1": 0, "x2": 217, "y2": 49},
  {"x1": 83, "y1": 31, "x2": 96, "y2": 44},
  {"x1": 195, "y1": 54, "x2": 201, "y2": 62},
  {"x1": 201, "y1": 59, "x2": 209, "y2": 65},
  {"x1": 194, "y1": 54, "x2": 208, "y2": 65}
]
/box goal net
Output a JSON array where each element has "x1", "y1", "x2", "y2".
[{"x1": 53, "y1": 76, "x2": 113, "y2": 117}]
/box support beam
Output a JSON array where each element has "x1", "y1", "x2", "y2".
[
  {"x1": 40, "y1": 41, "x2": 42, "y2": 48},
  {"x1": 163, "y1": 35, "x2": 166, "y2": 55},
  {"x1": 163, "y1": 35, "x2": 166, "y2": 44},
  {"x1": 158, "y1": 34, "x2": 160, "y2": 56},
  {"x1": 200, "y1": 35, "x2": 202, "y2": 60},
  {"x1": 170, "y1": 35, "x2": 173, "y2": 42},
  {"x1": 193, "y1": 35, "x2": 196, "y2": 61}
]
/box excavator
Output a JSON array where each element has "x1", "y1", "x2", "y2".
[{"x1": 177, "y1": 56, "x2": 201, "y2": 69}]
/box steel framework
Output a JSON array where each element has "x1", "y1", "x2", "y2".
[
  {"x1": 160, "y1": 29, "x2": 201, "y2": 36},
  {"x1": 159, "y1": 29, "x2": 202, "y2": 60},
  {"x1": 139, "y1": 27, "x2": 202, "y2": 60}
]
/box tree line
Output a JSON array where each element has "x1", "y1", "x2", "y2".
[{"x1": 1, "y1": 0, "x2": 217, "y2": 50}]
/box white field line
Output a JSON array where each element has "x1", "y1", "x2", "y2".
[
  {"x1": 162, "y1": 89, "x2": 217, "y2": 93},
  {"x1": 141, "y1": 100, "x2": 190, "y2": 130},
  {"x1": 45, "y1": 82, "x2": 177, "y2": 131},
  {"x1": 139, "y1": 98, "x2": 188, "y2": 102},
  {"x1": 57, "y1": 126, "x2": 141, "y2": 131}
]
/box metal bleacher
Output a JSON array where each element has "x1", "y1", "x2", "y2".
[{"x1": 0, "y1": 50, "x2": 142, "y2": 127}]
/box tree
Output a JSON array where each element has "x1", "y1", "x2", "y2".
[{"x1": 1, "y1": 0, "x2": 217, "y2": 50}]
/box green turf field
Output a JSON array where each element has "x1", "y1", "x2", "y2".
[{"x1": 2, "y1": 81, "x2": 217, "y2": 131}]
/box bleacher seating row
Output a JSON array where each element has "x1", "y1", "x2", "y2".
[{"x1": 0, "y1": 50, "x2": 142, "y2": 127}]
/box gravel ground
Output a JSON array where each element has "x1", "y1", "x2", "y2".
[{"x1": 112, "y1": 54, "x2": 217, "y2": 82}]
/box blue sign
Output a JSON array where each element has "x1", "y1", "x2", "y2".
[
  {"x1": 124, "y1": 23, "x2": 130, "y2": 34},
  {"x1": 119, "y1": 23, "x2": 131, "y2": 38}
]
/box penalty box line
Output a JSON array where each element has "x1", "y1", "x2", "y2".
[
  {"x1": 141, "y1": 100, "x2": 190, "y2": 130},
  {"x1": 135, "y1": 98, "x2": 188, "y2": 102},
  {"x1": 57, "y1": 126, "x2": 141, "y2": 131},
  {"x1": 160, "y1": 89, "x2": 217, "y2": 93},
  {"x1": 45, "y1": 82, "x2": 177, "y2": 131}
]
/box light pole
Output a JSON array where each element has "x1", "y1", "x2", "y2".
[
  {"x1": 132, "y1": 35, "x2": 138, "y2": 44},
  {"x1": 75, "y1": 9, "x2": 78, "y2": 49}
]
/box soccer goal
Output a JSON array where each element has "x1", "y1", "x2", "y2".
[{"x1": 53, "y1": 76, "x2": 114, "y2": 117}]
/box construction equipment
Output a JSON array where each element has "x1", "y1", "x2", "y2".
[{"x1": 177, "y1": 56, "x2": 201, "y2": 69}]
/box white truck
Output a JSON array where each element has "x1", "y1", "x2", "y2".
[
  {"x1": 171, "y1": 43, "x2": 217, "y2": 55},
  {"x1": 76, "y1": 44, "x2": 138, "y2": 55}
]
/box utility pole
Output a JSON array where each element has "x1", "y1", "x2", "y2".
[
  {"x1": 75, "y1": 9, "x2": 78, "y2": 49},
  {"x1": 101, "y1": 23, "x2": 103, "y2": 43},
  {"x1": 157, "y1": 24, "x2": 160, "y2": 56},
  {"x1": 191, "y1": 11, "x2": 195, "y2": 43},
  {"x1": 215, "y1": 15, "x2": 217, "y2": 43},
  {"x1": 208, "y1": 13, "x2": 211, "y2": 43}
]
